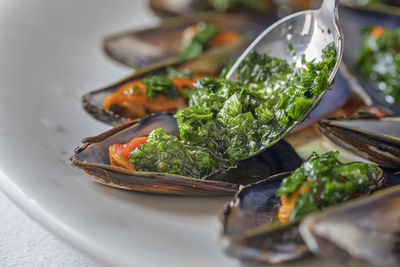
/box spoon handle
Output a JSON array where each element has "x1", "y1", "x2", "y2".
[{"x1": 320, "y1": 0, "x2": 339, "y2": 15}]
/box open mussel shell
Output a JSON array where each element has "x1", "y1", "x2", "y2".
[
  {"x1": 221, "y1": 169, "x2": 386, "y2": 263},
  {"x1": 221, "y1": 172, "x2": 307, "y2": 263},
  {"x1": 340, "y1": 0, "x2": 400, "y2": 16},
  {"x1": 82, "y1": 64, "x2": 179, "y2": 125},
  {"x1": 103, "y1": 12, "x2": 274, "y2": 71},
  {"x1": 318, "y1": 115, "x2": 400, "y2": 168},
  {"x1": 339, "y1": 7, "x2": 400, "y2": 115},
  {"x1": 300, "y1": 184, "x2": 400, "y2": 266},
  {"x1": 70, "y1": 112, "x2": 303, "y2": 196}
]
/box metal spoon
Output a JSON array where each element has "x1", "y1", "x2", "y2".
[{"x1": 226, "y1": 0, "x2": 343, "y2": 148}]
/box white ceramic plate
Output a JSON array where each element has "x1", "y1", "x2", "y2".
[{"x1": 0, "y1": 1, "x2": 344, "y2": 266}]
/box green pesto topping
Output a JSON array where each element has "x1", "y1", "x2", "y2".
[
  {"x1": 130, "y1": 43, "x2": 337, "y2": 178},
  {"x1": 135, "y1": 68, "x2": 193, "y2": 99},
  {"x1": 166, "y1": 67, "x2": 193, "y2": 78},
  {"x1": 142, "y1": 75, "x2": 181, "y2": 100},
  {"x1": 177, "y1": 22, "x2": 219, "y2": 61},
  {"x1": 210, "y1": 0, "x2": 270, "y2": 11},
  {"x1": 276, "y1": 151, "x2": 381, "y2": 222},
  {"x1": 130, "y1": 128, "x2": 217, "y2": 178},
  {"x1": 356, "y1": 26, "x2": 400, "y2": 104}
]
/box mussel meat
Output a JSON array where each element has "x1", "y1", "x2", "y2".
[{"x1": 71, "y1": 112, "x2": 303, "y2": 196}]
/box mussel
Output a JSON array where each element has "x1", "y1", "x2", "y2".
[
  {"x1": 221, "y1": 172, "x2": 307, "y2": 263},
  {"x1": 82, "y1": 65, "x2": 207, "y2": 125},
  {"x1": 70, "y1": 112, "x2": 303, "y2": 196},
  {"x1": 340, "y1": 6, "x2": 400, "y2": 114},
  {"x1": 103, "y1": 12, "x2": 273, "y2": 70},
  {"x1": 300, "y1": 184, "x2": 400, "y2": 266},
  {"x1": 221, "y1": 152, "x2": 386, "y2": 263},
  {"x1": 318, "y1": 114, "x2": 400, "y2": 168}
]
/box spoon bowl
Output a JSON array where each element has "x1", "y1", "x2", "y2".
[
  {"x1": 226, "y1": 0, "x2": 343, "y2": 151},
  {"x1": 227, "y1": 0, "x2": 343, "y2": 82}
]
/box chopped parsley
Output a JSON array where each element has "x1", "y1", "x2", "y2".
[
  {"x1": 356, "y1": 26, "x2": 400, "y2": 104},
  {"x1": 210, "y1": 0, "x2": 270, "y2": 11},
  {"x1": 142, "y1": 75, "x2": 181, "y2": 100},
  {"x1": 276, "y1": 151, "x2": 381, "y2": 222},
  {"x1": 131, "y1": 43, "x2": 337, "y2": 178},
  {"x1": 177, "y1": 22, "x2": 219, "y2": 61},
  {"x1": 130, "y1": 128, "x2": 217, "y2": 177},
  {"x1": 166, "y1": 67, "x2": 193, "y2": 78}
]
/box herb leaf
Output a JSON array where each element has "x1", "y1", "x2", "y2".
[
  {"x1": 356, "y1": 26, "x2": 400, "y2": 104},
  {"x1": 131, "y1": 43, "x2": 337, "y2": 178},
  {"x1": 177, "y1": 22, "x2": 219, "y2": 61},
  {"x1": 276, "y1": 151, "x2": 381, "y2": 222},
  {"x1": 166, "y1": 67, "x2": 193, "y2": 78},
  {"x1": 142, "y1": 75, "x2": 181, "y2": 100},
  {"x1": 130, "y1": 128, "x2": 217, "y2": 178}
]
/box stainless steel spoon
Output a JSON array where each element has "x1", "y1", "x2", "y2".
[{"x1": 226, "y1": 0, "x2": 343, "y2": 148}]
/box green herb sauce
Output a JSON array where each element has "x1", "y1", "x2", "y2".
[
  {"x1": 142, "y1": 76, "x2": 181, "y2": 100},
  {"x1": 177, "y1": 22, "x2": 219, "y2": 61},
  {"x1": 131, "y1": 128, "x2": 217, "y2": 177},
  {"x1": 166, "y1": 67, "x2": 193, "y2": 78},
  {"x1": 209, "y1": 0, "x2": 270, "y2": 11},
  {"x1": 140, "y1": 68, "x2": 194, "y2": 100},
  {"x1": 276, "y1": 151, "x2": 381, "y2": 222},
  {"x1": 356, "y1": 26, "x2": 400, "y2": 104},
  {"x1": 130, "y1": 43, "x2": 337, "y2": 178}
]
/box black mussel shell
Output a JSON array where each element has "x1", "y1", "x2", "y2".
[
  {"x1": 318, "y1": 115, "x2": 400, "y2": 168},
  {"x1": 300, "y1": 183, "x2": 400, "y2": 266},
  {"x1": 82, "y1": 65, "x2": 169, "y2": 125},
  {"x1": 103, "y1": 12, "x2": 275, "y2": 70},
  {"x1": 221, "y1": 172, "x2": 308, "y2": 263},
  {"x1": 71, "y1": 112, "x2": 303, "y2": 196},
  {"x1": 221, "y1": 166, "x2": 386, "y2": 263}
]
